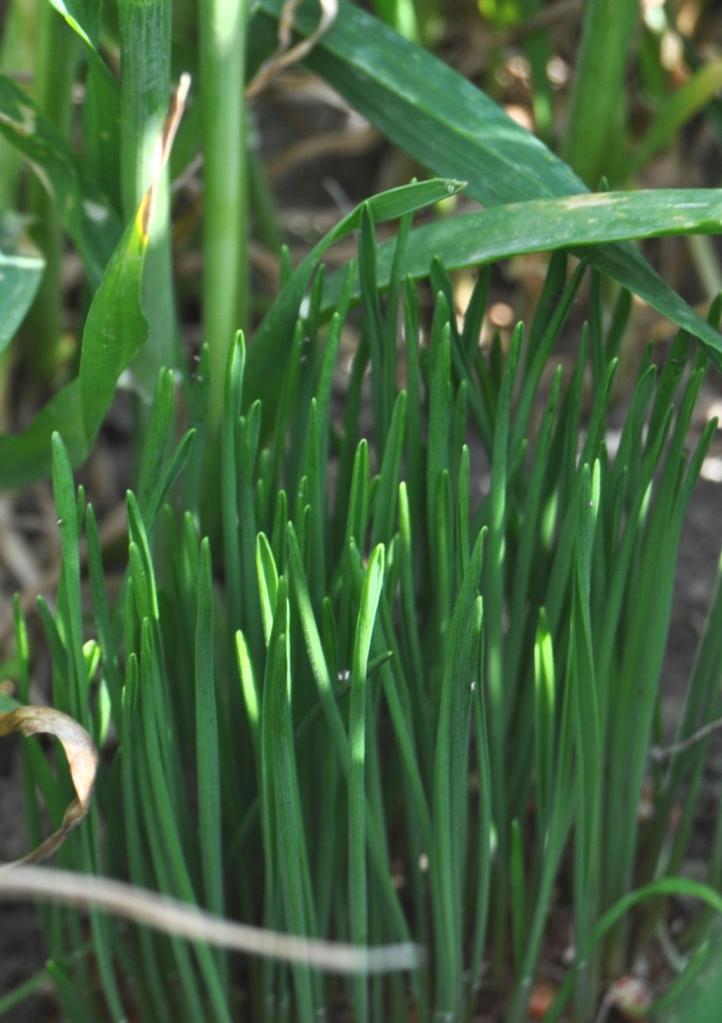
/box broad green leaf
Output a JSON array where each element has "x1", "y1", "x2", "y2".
[
  {"x1": 0, "y1": 197, "x2": 148, "y2": 488},
  {"x1": 0, "y1": 249, "x2": 45, "y2": 353},
  {"x1": 0, "y1": 381, "x2": 85, "y2": 487},
  {"x1": 244, "y1": 177, "x2": 464, "y2": 410},
  {"x1": 251, "y1": 0, "x2": 722, "y2": 355},
  {"x1": 0, "y1": 74, "x2": 121, "y2": 285},
  {"x1": 78, "y1": 200, "x2": 148, "y2": 439},
  {"x1": 323, "y1": 190, "x2": 722, "y2": 358}
]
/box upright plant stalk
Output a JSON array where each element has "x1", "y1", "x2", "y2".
[
  {"x1": 571, "y1": 463, "x2": 603, "y2": 1020},
  {"x1": 200, "y1": 0, "x2": 249, "y2": 433},
  {"x1": 0, "y1": 0, "x2": 34, "y2": 207},
  {"x1": 119, "y1": 0, "x2": 178, "y2": 388},
  {"x1": 24, "y1": 3, "x2": 77, "y2": 378},
  {"x1": 563, "y1": 0, "x2": 638, "y2": 186}
]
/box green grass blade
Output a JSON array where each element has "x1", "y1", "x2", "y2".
[
  {"x1": 563, "y1": 0, "x2": 637, "y2": 184},
  {"x1": 504, "y1": 366, "x2": 561, "y2": 701},
  {"x1": 570, "y1": 463, "x2": 602, "y2": 1018},
  {"x1": 510, "y1": 818, "x2": 527, "y2": 973},
  {"x1": 257, "y1": 532, "x2": 280, "y2": 647},
  {"x1": 344, "y1": 439, "x2": 371, "y2": 551},
  {"x1": 245, "y1": 176, "x2": 464, "y2": 416},
  {"x1": 144, "y1": 429, "x2": 196, "y2": 532},
  {"x1": 287, "y1": 523, "x2": 414, "y2": 955},
  {"x1": 431, "y1": 528, "x2": 485, "y2": 1018},
  {"x1": 468, "y1": 630, "x2": 492, "y2": 1005},
  {"x1": 85, "y1": 504, "x2": 122, "y2": 726},
  {"x1": 136, "y1": 367, "x2": 175, "y2": 513},
  {"x1": 51, "y1": 432, "x2": 89, "y2": 727},
  {"x1": 371, "y1": 391, "x2": 406, "y2": 546},
  {"x1": 358, "y1": 203, "x2": 388, "y2": 444},
  {"x1": 119, "y1": 657, "x2": 174, "y2": 1021},
  {"x1": 235, "y1": 629, "x2": 260, "y2": 756},
  {"x1": 345, "y1": 543, "x2": 432, "y2": 849},
  {"x1": 427, "y1": 310, "x2": 452, "y2": 634},
  {"x1": 348, "y1": 543, "x2": 385, "y2": 1023},
  {"x1": 137, "y1": 620, "x2": 231, "y2": 1020},
  {"x1": 195, "y1": 538, "x2": 225, "y2": 923},
  {"x1": 221, "y1": 332, "x2": 245, "y2": 637},
  {"x1": 511, "y1": 265, "x2": 586, "y2": 466},
  {"x1": 403, "y1": 278, "x2": 424, "y2": 527},
  {"x1": 265, "y1": 578, "x2": 317, "y2": 1021}
]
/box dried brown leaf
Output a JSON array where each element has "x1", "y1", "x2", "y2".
[
  {"x1": 0, "y1": 866, "x2": 424, "y2": 974},
  {"x1": 246, "y1": 0, "x2": 338, "y2": 100},
  {"x1": 0, "y1": 705, "x2": 98, "y2": 867}
]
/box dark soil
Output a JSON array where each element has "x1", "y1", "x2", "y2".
[{"x1": 0, "y1": 751, "x2": 57, "y2": 1020}]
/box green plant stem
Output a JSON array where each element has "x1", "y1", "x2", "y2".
[
  {"x1": 200, "y1": 0, "x2": 249, "y2": 434},
  {"x1": 24, "y1": 4, "x2": 77, "y2": 378},
  {"x1": 119, "y1": 0, "x2": 178, "y2": 388},
  {"x1": 563, "y1": 0, "x2": 638, "y2": 186},
  {"x1": 0, "y1": 0, "x2": 34, "y2": 206},
  {"x1": 688, "y1": 235, "x2": 722, "y2": 302}
]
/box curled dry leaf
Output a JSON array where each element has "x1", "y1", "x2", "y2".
[
  {"x1": 246, "y1": 0, "x2": 338, "y2": 99},
  {"x1": 0, "y1": 706, "x2": 98, "y2": 867}
]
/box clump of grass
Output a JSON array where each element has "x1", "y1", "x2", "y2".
[{"x1": 6, "y1": 222, "x2": 722, "y2": 1021}]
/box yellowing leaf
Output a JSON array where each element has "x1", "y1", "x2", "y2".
[{"x1": 0, "y1": 73, "x2": 191, "y2": 488}]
